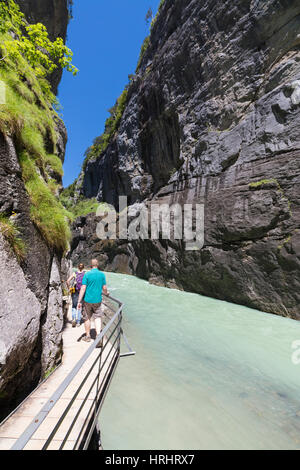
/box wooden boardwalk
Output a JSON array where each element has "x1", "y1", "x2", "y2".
[{"x1": 0, "y1": 301, "x2": 119, "y2": 450}]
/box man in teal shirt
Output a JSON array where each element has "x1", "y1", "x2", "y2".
[{"x1": 78, "y1": 259, "x2": 108, "y2": 344}]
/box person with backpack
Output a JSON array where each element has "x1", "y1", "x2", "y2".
[
  {"x1": 77, "y1": 259, "x2": 108, "y2": 344},
  {"x1": 67, "y1": 263, "x2": 86, "y2": 328}
]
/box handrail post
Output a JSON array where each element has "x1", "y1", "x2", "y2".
[
  {"x1": 94, "y1": 340, "x2": 103, "y2": 422},
  {"x1": 118, "y1": 308, "x2": 123, "y2": 355}
]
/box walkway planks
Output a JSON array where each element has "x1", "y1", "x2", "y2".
[{"x1": 0, "y1": 302, "x2": 118, "y2": 450}]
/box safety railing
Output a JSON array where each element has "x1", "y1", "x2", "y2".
[{"x1": 10, "y1": 294, "x2": 134, "y2": 450}]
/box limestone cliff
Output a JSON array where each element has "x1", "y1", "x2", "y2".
[
  {"x1": 16, "y1": 0, "x2": 69, "y2": 93},
  {"x1": 0, "y1": 0, "x2": 69, "y2": 419},
  {"x1": 71, "y1": 0, "x2": 300, "y2": 319}
]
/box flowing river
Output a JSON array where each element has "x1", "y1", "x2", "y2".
[{"x1": 100, "y1": 272, "x2": 300, "y2": 450}]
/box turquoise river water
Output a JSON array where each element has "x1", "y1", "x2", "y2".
[{"x1": 100, "y1": 272, "x2": 300, "y2": 450}]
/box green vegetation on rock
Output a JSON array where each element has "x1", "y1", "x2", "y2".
[
  {"x1": 45, "y1": 153, "x2": 64, "y2": 178},
  {"x1": 136, "y1": 36, "x2": 150, "y2": 72},
  {"x1": 20, "y1": 151, "x2": 72, "y2": 252},
  {"x1": 60, "y1": 195, "x2": 99, "y2": 218},
  {"x1": 43, "y1": 365, "x2": 57, "y2": 380},
  {"x1": 277, "y1": 234, "x2": 292, "y2": 251},
  {"x1": 64, "y1": 0, "x2": 168, "y2": 202},
  {"x1": 249, "y1": 178, "x2": 292, "y2": 217},
  {"x1": 0, "y1": 214, "x2": 26, "y2": 262},
  {"x1": 249, "y1": 179, "x2": 279, "y2": 189},
  {"x1": 0, "y1": 0, "x2": 78, "y2": 101},
  {"x1": 80, "y1": 0, "x2": 168, "y2": 174},
  {"x1": 150, "y1": 0, "x2": 166, "y2": 30},
  {"x1": 0, "y1": 0, "x2": 77, "y2": 254},
  {"x1": 60, "y1": 191, "x2": 112, "y2": 219},
  {"x1": 136, "y1": 0, "x2": 166, "y2": 72},
  {"x1": 82, "y1": 87, "x2": 128, "y2": 170}
]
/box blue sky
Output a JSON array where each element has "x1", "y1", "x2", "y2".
[{"x1": 59, "y1": 0, "x2": 161, "y2": 187}]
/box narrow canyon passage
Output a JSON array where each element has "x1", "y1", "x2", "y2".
[{"x1": 1, "y1": 0, "x2": 300, "y2": 452}]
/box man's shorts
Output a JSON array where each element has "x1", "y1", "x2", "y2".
[{"x1": 82, "y1": 302, "x2": 104, "y2": 321}]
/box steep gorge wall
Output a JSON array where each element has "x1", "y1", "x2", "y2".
[
  {"x1": 71, "y1": 0, "x2": 300, "y2": 319},
  {"x1": 16, "y1": 0, "x2": 69, "y2": 93},
  {"x1": 0, "y1": 0, "x2": 69, "y2": 419}
]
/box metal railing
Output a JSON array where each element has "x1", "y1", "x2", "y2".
[{"x1": 10, "y1": 294, "x2": 134, "y2": 450}]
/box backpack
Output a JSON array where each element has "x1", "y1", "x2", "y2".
[
  {"x1": 69, "y1": 275, "x2": 76, "y2": 294},
  {"x1": 75, "y1": 271, "x2": 85, "y2": 292}
]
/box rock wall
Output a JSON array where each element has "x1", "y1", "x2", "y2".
[
  {"x1": 72, "y1": 0, "x2": 300, "y2": 319},
  {"x1": 0, "y1": 127, "x2": 67, "y2": 420},
  {"x1": 15, "y1": 0, "x2": 69, "y2": 93},
  {"x1": 0, "y1": 1, "x2": 69, "y2": 419}
]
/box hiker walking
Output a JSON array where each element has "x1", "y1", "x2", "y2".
[
  {"x1": 77, "y1": 259, "x2": 108, "y2": 345},
  {"x1": 67, "y1": 263, "x2": 86, "y2": 328}
]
